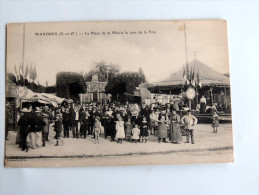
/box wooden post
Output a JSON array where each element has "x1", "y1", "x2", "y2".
[
  {"x1": 195, "y1": 87, "x2": 198, "y2": 109},
  {"x1": 224, "y1": 87, "x2": 228, "y2": 109}
]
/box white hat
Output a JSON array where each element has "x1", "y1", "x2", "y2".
[
  {"x1": 35, "y1": 107, "x2": 42, "y2": 112},
  {"x1": 21, "y1": 108, "x2": 30, "y2": 113}
]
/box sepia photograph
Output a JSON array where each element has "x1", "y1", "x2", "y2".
[{"x1": 5, "y1": 20, "x2": 233, "y2": 167}]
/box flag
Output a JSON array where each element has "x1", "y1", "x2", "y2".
[
  {"x1": 199, "y1": 81, "x2": 202, "y2": 88},
  {"x1": 19, "y1": 62, "x2": 22, "y2": 81},
  {"x1": 183, "y1": 66, "x2": 187, "y2": 85},
  {"x1": 197, "y1": 69, "x2": 202, "y2": 88},
  {"x1": 14, "y1": 64, "x2": 18, "y2": 82},
  {"x1": 186, "y1": 63, "x2": 189, "y2": 77},
  {"x1": 192, "y1": 67, "x2": 195, "y2": 83},
  {"x1": 192, "y1": 79, "x2": 196, "y2": 87}
]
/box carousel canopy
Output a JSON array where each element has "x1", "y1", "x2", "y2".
[{"x1": 148, "y1": 59, "x2": 230, "y2": 91}]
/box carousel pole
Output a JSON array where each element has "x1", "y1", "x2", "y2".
[{"x1": 184, "y1": 22, "x2": 191, "y2": 111}]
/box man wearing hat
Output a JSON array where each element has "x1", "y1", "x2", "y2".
[
  {"x1": 17, "y1": 108, "x2": 31, "y2": 152},
  {"x1": 80, "y1": 107, "x2": 90, "y2": 138},
  {"x1": 68, "y1": 103, "x2": 75, "y2": 132},
  {"x1": 140, "y1": 103, "x2": 150, "y2": 123},
  {"x1": 181, "y1": 110, "x2": 198, "y2": 144},
  {"x1": 62, "y1": 107, "x2": 70, "y2": 138},
  {"x1": 102, "y1": 110, "x2": 112, "y2": 139},
  {"x1": 34, "y1": 107, "x2": 46, "y2": 147}
]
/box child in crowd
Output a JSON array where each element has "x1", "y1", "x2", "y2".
[
  {"x1": 115, "y1": 116, "x2": 125, "y2": 144},
  {"x1": 149, "y1": 110, "x2": 158, "y2": 135},
  {"x1": 132, "y1": 124, "x2": 140, "y2": 143},
  {"x1": 140, "y1": 116, "x2": 149, "y2": 143},
  {"x1": 94, "y1": 117, "x2": 102, "y2": 144},
  {"x1": 211, "y1": 111, "x2": 219, "y2": 133}
]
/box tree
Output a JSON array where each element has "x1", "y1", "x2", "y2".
[
  {"x1": 56, "y1": 72, "x2": 87, "y2": 102},
  {"x1": 139, "y1": 67, "x2": 146, "y2": 83},
  {"x1": 95, "y1": 61, "x2": 120, "y2": 81},
  {"x1": 105, "y1": 71, "x2": 145, "y2": 102}
]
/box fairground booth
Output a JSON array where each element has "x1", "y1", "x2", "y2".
[{"x1": 6, "y1": 78, "x2": 71, "y2": 131}]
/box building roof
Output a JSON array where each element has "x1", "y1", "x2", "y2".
[
  {"x1": 149, "y1": 59, "x2": 230, "y2": 90},
  {"x1": 84, "y1": 68, "x2": 107, "y2": 82}
]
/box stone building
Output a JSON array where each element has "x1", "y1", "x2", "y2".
[{"x1": 79, "y1": 69, "x2": 108, "y2": 103}]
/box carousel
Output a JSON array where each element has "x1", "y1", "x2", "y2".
[{"x1": 148, "y1": 60, "x2": 232, "y2": 122}]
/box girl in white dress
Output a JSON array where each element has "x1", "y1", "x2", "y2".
[
  {"x1": 115, "y1": 116, "x2": 125, "y2": 144},
  {"x1": 132, "y1": 124, "x2": 140, "y2": 143}
]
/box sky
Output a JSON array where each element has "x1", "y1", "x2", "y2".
[{"x1": 6, "y1": 20, "x2": 230, "y2": 86}]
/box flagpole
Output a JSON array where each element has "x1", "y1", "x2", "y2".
[
  {"x1": 184, "y1": 23, "x2": 188, "y2": 68},
  {"x1": 184, "y1": 22, "x2": 191, "y2": 110},
  {"x1": 22, "y1": 23, "x2": 25, "y2": 67}
]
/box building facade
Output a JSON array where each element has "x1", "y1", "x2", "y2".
[{"x1": 79, "y1": 69, "x2": 108, "y2": 103}]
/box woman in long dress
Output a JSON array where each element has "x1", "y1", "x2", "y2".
[
  {"x1": 124, "y1": 116, "x2": 132, "y2": 141},
  {"x1": 157, "y1": 110, "x2": 169, "y2": 143},
  {"x1": 169, "y1": 110, "x2": 182, "y2": 144}
]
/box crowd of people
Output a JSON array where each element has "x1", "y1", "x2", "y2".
[{"x1": 15, "y1": 100, "x2": 214, "y2": 152}]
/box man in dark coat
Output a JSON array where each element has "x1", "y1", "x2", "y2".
[
  {"x1": 62, "y1": 107, "x2": 70, "y2": 138},
  {"x1": 35, "y1": 109, "x2": 46, "y2": 146},
  {"x1": 140, "y1": 103, "x2": 150, "y2": 123},
  {"x1": 102, "y1": 112, "x2": 111, "y2": 139},
  {"x1": 68, "y1": 103, "x2": 75, "y2": 131},
  {"x1": 17, "y1": 108, "x2": 31, "y2": 152},
  {"x1": 69, "y1": 106, "x2": 77, "y2": 138},
  {"x1": 80, "y1": 107, "x2": 90, "y2": 138}
]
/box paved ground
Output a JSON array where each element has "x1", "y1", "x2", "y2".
[
  {"x1": 5, "y1": 123, "x2": 233, "y2": 161},
  {"x1": 5, "y1": 149, "x2": 233, "y2": 167}
]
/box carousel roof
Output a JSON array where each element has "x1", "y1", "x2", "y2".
[{"x1": 149, "y1": 59, "x2": 230, "y2": 90}]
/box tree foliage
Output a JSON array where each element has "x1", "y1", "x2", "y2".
[
  {"x1": 56, "y1": 72, "x2": 87, "y2": 101},
  {"x1": 105, "y1": 71, "x2": 145, "y2": 102},
  {"x1": 95, "y1": 61, "x2": 120, "y2": 81}
]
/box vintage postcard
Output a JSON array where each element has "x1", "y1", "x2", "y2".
[{"x1": 5, "y1": 20, "x2": 233, "y2": 167}]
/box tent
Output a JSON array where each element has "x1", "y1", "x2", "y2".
[{"x1": 15, "y1": 86, "x2": 66, "y2": 107}]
